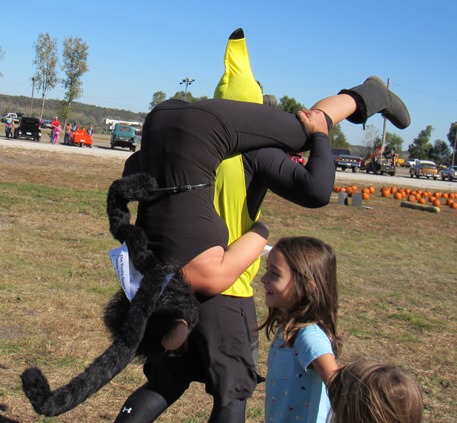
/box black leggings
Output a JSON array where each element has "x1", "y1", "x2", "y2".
[{"x1": 113, "y1": 387, "x2": 247, "y2": 423}]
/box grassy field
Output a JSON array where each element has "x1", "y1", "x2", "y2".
[{"x1": 0, "y1": 147, "x2": 456, "y2": 422}]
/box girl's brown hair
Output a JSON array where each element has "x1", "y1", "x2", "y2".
[
  {"x1": 258, "y1": 236, "x2": 341, "y2": 357},
  {"x1": 327, "y1": 360, "x2": 423, "y2": 423}
]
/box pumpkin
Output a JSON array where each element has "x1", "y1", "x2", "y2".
[
  {"x1": 432, "y1": 199, "x2": 441, "y2": 207},
  {"x1": 408, "y1": 195, "x2": 416, "y2": 202}
]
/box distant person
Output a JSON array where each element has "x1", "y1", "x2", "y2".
[
  {"x1": 64, "y1": 123, "x2": 72, "y2": 145},
  {"x1": 87, "y1": 124, "x2": 94, "y2": 138},
  {"x1": 50, "y1": 116, "x2": 60, "y2": 143},
  {"x1": 327, "y1": 359, "x2": 424, "y2": 423},
  {"x1": 52, "y1": 122, "x2": 61, "y2": 144},
  {"x1": 259, "y1": 236, "x2": 340, "y2": 422},
  {"x1": 5, "y1": 116, "x2": 14, "y2": 138},
  {"x1": 72, "y1": 122, "x2": 78, "y2": 132}
]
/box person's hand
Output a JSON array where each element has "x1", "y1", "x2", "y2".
[{"x1": 296, "y1": 109, "x2": 329, "y2": 137}]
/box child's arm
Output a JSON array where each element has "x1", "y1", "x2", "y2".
[{"x1": 312, "y1": 353, "x2": 339, "y2": 385}]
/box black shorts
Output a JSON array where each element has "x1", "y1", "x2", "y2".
[{"x1": 142, "y1": 294, "x2": 259, "y2": 407}]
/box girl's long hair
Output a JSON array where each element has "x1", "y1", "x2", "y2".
[{"x1": 258, "y1": 236, "x2": 341, "y2": 357}]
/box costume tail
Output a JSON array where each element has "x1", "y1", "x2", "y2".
[
  {"x1": 21, "y1": 259, "x2": 173, "y2": 416},
  {"x1": 21, "y1": 173, "x2": 199, "y2": 416}
]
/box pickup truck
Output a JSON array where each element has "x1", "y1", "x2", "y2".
[
  {"x1": 331, "y1": 148, "x2": 363, "y2": 173},
  {"x1": 1, "y1": 112, "x2": 21, "y2": 124}
]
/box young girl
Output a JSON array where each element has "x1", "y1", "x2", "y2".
[
  {"x1": 259, "y1": 236, "x2": 341, "y2": 422},
  {"x1": 327, "y1": 359, "x2": 423, "y2": 423}
]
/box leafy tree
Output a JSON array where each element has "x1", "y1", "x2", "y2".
[
  {"x1": 429, "y1": 139, "x2": 451, "y2": 165},
  {"x1": 150, "y1": 91, "x2": 166, "y2": 110},
  {"x1": 60, "y1": 37, "x2": 89, "y2": 125},
  {"x1": 408, "y1": 125, "x2": 433, "y2": 159},
  {"x1": 447, "y1": 122, "x2": 457, "y2": 165},
  {"x1": 362, "y1": 124, "x2": 380, "y2": 153},
  {"x1": 33, "y1": 33, "x2": 58, "y2": 120},
  {"x1": 385, "y1": 133, "x2": 404, "y2": 154},
  {"x1": 329, "y1": 124, "x2": 350, "y2": 149},
  {"x1": 278, "y1": 96, "x2": 304, "y2": 114},
  {"x1": 170, "y1": 91, "x2": 208, "y2": 102}
]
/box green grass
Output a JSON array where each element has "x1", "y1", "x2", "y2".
[{"x1": 0, "y1": 149, "x2": 456, "y2": 422}]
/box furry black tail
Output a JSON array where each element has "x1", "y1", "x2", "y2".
[
  {"x1": 21, "y1": 261, "x2": 167, "y2": 416},
  {"x1": 21, "y1": 173, "x2": 199, "y2": 416}
]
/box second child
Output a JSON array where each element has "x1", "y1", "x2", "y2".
[{"x1": 259, "y1": 237, "x2": 341, "y2": 422}]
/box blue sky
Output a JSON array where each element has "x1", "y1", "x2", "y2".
[{"x1": 1, "y1": 0, "x2": 456, "y2": 150}]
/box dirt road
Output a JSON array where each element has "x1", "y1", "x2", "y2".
[{"x1": 1, "y1": 137, "x2": 456, "y2": 191}]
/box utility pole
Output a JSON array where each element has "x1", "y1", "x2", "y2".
[
  {"x1": 30, "y1": 77, "x2": 36, "y2": 116},
  {"x1": 180, "y1": 77, "x2": 195, "y2": 101},
  {"x1": 453, "y1": 123, "x2": 457, "y2": 166},
  {"x1": 380, "y1": 78, "x2": 390, "y2": 157}
]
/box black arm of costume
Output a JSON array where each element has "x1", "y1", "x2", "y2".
[{"x1": 245, "y1": 132, "x2": 335, "y2": 210}]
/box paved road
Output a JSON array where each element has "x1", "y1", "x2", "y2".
[
  {"x1": 0, "y1": 136, "x2": 133, "y2": 160},
  {"x1": 335, "y1": 166, "x2": 456, "y2": 191},
  {"x1": 1, "y1": 135, "x2": 456, "y2": 191}
]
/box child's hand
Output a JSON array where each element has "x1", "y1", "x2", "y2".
[{"x1": 296, "y1": 109, "x2": 329, "y2": 137}]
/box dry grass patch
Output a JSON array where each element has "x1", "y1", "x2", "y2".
[{"x1": 0, "y1": 149, "x2": 456, "y2": 422}]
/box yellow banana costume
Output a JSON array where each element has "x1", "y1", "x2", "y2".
[{"x1": 213, "y1": 28, "x2": 264, "y2": 297}]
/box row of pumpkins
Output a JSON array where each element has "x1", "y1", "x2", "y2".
[{"x1": 333, "y1": 184, "x2": 457, "y2": 210}]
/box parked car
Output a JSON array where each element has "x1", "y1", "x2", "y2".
[
  {"x1": 2, "y1": 112, "x2": 21, "y2": 124},
  {"x1": 40, "y1": 119, "x2": 52, "y2": 129},
  {"x1": 288, "y1": 152, "x2": 306, "y2": 165},
  {"x1": 440, "y1": 165, "x2": 457, "y2": 181},
  {"x1": 70, "y1": 128, "x2": 93, "y2": 148},
  {"x1": 13, "y1": 116, "x2": 41, "y2": 141},
  {"x1": 111, "y1": 123, "x2": 137, "y2": 152},
  {"x1": 405, "y1": 159, "x2": 418, "y2": 167},
  {"x1": 331, "y1": 148, "x2": 363, "y2": 173},
  {"x1": 409, "y1": 160, "x2": 439, "y2": 179}
]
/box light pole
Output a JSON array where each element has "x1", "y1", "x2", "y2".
[{"x1": 180, "y1": 77, "x2": 195, "y2": 101}]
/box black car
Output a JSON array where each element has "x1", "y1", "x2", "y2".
[{"x1": 14, "y1": 117, "x2": 41, "y2": 142}]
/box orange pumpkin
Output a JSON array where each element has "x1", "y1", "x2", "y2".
[
  {"x1": 408, "y1": 195, "x2": 416, "y2": 202},
  {"x1": 446, "y1": 198, "x2": 454, "y2": 206},
  {"x1": 362, "y1": 193, "x2": 370, "y2": 200},
  {"x1": 451, "y1": 202, "x2": 457, "y2": 209},
  {"x1": 432, "y1": 199, "x2": 441, "y2": 207},
  {"x1": 394, "y1": 192, "x2": 403, "y2": 200}
]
